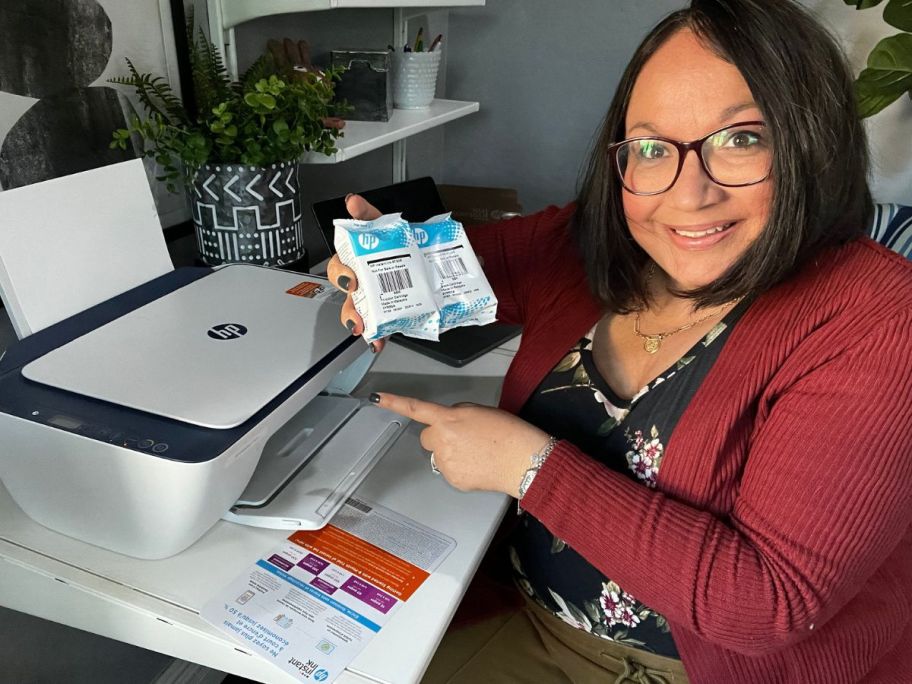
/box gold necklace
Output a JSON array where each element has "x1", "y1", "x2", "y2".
[{"x1": 633, "y1": 264, "x2": 737, "y2": 354}]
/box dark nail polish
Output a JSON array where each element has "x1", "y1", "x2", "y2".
[
  {"x1": 369, "y1": 342, "x2": 377, "y2": 354},
  {"x1": 338, "y1": 275, "x2": 351, "y2": 291},
  {"x1": 345, "y1": 319, "x2": 355, "y2": 331},
  {"x1": 369, "y1": 393, "x2": 381, "y2": 403}
]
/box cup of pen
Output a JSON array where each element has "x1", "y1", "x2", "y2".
[{"x1": 391, "y1": 49, "x2": 442, "y2": 109}]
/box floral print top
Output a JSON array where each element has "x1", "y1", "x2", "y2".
[{"x1": 510, "y1": 302, "x2": 749, "y2": 657}]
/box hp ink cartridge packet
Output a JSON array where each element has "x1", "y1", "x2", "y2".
[
  {"x1": 334, "y1": 214, "x2": 440, "y2": 342},
  {"x1": 411, "y1": 214, "x2": 498, "y2": 332}
]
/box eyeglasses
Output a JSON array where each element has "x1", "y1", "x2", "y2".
[{"x1": 607, "y1": 121, "x2": 772, "y2": 196}]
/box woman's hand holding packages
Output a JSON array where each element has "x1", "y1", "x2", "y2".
[{"x1": 334, "y1": 212, "x2": 496, "y2": 342}]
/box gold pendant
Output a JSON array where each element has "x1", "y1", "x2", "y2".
[{"x1": 644, "y1": 337, "x2": 661, "y2": 354}]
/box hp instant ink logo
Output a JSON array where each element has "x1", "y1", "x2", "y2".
[
  {"x1": 207, "y1": 323, "x2": 248, "y2": 340},
  {"x1": 357, "y1": 233, "x2": 380, "y2": 251}
]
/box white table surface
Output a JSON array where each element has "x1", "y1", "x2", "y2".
[{"x1": 0, "y1": 338, "x2": 519, "y2": 684}]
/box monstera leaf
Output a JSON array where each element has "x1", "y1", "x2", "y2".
[
  {"x1": 855, "y1": 33, "x2": 912, "y2": 117},
  {"x1": 844, "y1": 0, "x2": 912, "y2": 117},
  {"x1": 884, "y1": 0, "x2": 912, "y2": 31}
]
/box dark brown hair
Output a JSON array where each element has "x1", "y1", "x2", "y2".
[{"x1": 573, "y1": 0, "x2": 871, "y2": 312}]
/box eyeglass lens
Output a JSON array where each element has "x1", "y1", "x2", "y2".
[{"x1": 615, "y1": 123, "x2": 771, "y2": 194}]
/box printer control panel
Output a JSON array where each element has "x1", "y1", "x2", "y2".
[{"x1": 30, "y1": 407, "x2": 169, "y2": 454}]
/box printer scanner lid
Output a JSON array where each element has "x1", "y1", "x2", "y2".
[{"x1": 21, "y1": 265, "x2": 351, "y2": 429}]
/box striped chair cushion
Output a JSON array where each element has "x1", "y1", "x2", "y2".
[{"x1": 869, "y1": 203, "x2": 912, "y2": 258}]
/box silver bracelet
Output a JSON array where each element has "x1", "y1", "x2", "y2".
[{"x1": 517, "y1": 436, "x2": 558, "y2": 514}]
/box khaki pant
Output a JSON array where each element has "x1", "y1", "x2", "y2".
[{"x1": 422, "y1": 589, "x2": 690, "y2": 684}]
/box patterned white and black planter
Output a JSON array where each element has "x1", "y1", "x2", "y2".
[{"x1": 190, "y1": 161, "x2": 306, "y2": 266}]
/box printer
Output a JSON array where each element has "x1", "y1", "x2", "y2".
[{"x1": 0, "y1": 264, "x2": 406, "y2": 559}]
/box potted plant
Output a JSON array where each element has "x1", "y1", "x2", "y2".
[
  {"x1": 844, "y1": 0, "x2": 912, "y2": 117},
  {"x1": 110, "y1": 22, "x2": 346, "y2": 267}
]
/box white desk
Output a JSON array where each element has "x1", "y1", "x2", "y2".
[{"x1": 0, "y1": 339, "x2": 518, "y2": 684}]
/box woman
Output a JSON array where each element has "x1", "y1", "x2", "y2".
[{"x1": 328, "y1": 1, "x2": 912, "y2": 681}]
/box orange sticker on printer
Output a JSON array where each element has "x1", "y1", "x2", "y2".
[{"x1": 286, "y1": 281, "x2": 324, "y2": 298}]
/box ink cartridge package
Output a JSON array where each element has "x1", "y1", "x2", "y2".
[
  {"x1": 411, "y1": 214, "x2": 498, "y2": 332},
  {"x1": 334, "y1": 214, "x2": 440, "y2": 342}
]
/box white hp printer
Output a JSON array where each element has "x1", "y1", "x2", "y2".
[{"x1": 0, "y1": 264, "x2": 405, "y2": 559}]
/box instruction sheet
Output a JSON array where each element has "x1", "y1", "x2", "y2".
[{"x1": 201, "y1": 498, "x2": 456, "y2": 683}]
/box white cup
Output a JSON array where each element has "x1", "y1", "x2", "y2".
[{"x1": 391, "y1": 50, "x2": 443, "y2": 109}]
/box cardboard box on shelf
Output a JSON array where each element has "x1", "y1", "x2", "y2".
[{"x1": 436, "y1": 185, "x2": 523, "y2": 225}]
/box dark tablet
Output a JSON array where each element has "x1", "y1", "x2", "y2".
[
  {"x1": 311, "y1": 178, "x2": 521, "y2": 367},
  {"x1": 390, "y1": 320, "x2": 520, "y2": 367}
]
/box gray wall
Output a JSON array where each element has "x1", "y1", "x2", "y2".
[{"x1": 441, "y1": 1, "x2": 685, "y2": 213}]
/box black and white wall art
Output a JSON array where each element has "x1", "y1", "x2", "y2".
[{"x1": 0, "y1": 0, "x2": 189, "y2": 226}]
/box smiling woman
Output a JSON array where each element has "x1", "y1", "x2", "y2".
[
  {"x1": 327, "y1": 1, "x2": 912, "y2": 682},
  {"x1": 617, "y1": 31, "x2": 774, "y2": 311},
  {"x1": 576, "y1": 4, "x2": 870, "y2": 315}
]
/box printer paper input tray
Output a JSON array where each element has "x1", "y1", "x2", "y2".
[{"x1": 223, "y1": 396, "x2": 407, "y2": 530}]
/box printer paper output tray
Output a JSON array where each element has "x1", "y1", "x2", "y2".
[{"x1": 224, "y1": 395, "x2": 407, "y2": 530}]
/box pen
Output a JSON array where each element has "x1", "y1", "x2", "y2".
[
  {"x1": 413, "y1": 26, "x2": 424, "y2": 52},
  {"x1": 428, "y1": 34, "x2": 443, "y2": 52}
]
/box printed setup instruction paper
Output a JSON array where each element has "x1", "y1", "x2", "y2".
[{"x1": 201, "y1": 498, "x2": 456, "y2": 683}]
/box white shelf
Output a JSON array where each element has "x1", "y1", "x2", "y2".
[
  {"x1": 206, "y1": 0, "x2": 484, "y2": 175},
  {"x1": 302, "y1": 98, "x2": 479, "y2": 163},
  {"x1": 216, "y1": 0, "x2": 485, "y2": 30}
]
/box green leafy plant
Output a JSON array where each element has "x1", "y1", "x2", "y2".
[
  {"x1": 110, "y1": 20, "x2": 345, "y2": 191},
  {"x1": 844, "y1": 0, "x2": 912, "y2": 117}
]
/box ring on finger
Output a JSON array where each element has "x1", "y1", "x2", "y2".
[{"x1": 430, "y1": 452, "x2": 441, "y2": 475}]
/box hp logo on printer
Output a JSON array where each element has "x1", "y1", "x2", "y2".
[
  {"x1": 207, "y1": 323, "x2": 248, "y2": 340},
  {"x1": 413, "y1": 227, "x2": 429, "y2": 246}
]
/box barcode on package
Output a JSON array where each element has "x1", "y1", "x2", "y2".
[
  {"x1": 432, "y1": 254, "x2": 468, "y2": 279},
  {"x1": 378, "y1": 268, "x2": 413, "y2": 294}
]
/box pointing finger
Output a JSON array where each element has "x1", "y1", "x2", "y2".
[{"x1": 369, "y1": 392, "x2": 448, "y2": 425}]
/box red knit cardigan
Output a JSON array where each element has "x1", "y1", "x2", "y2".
[{"x1": 468, "y1": 203, "x2": 912, "y2": 683}]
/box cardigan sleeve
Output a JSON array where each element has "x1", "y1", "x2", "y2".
[
  {"x1": 520, "y1": 307, "x2": 912, "y2": 656},
  {"x1": 466, "y1": 203, "x2": 578, "y2": 326}
]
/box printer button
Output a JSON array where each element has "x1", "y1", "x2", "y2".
[
  {"x1": 152, "y1": 443, "x2": 169, "y2": 453},
  {"x1": 138, "y1": 438, "x2": 155, "y2": 449}
]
